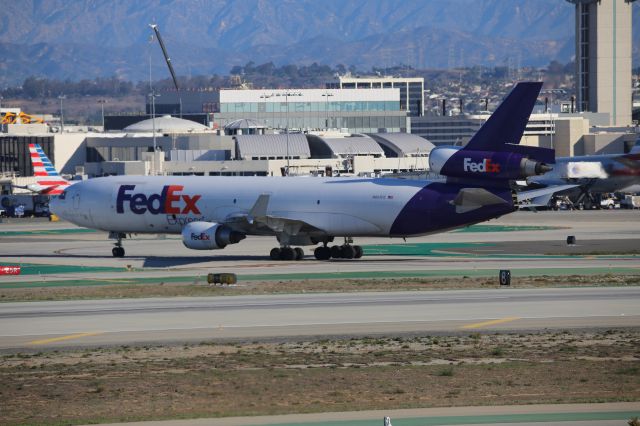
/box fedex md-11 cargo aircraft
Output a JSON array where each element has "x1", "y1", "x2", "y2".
[{"x1": 45, "y1": 82, "x2": 554, "y2": 260}]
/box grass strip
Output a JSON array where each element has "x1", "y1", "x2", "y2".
[{"x1": 1, "y1": 267, "x2": 640, "y2": 290}]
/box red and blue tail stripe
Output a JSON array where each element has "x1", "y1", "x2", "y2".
[{"x1": 28, "y1": 143, "x2": 70, "y2": 195}]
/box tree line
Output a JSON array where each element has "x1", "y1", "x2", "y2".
[{"x1": 1, "y1": 61, "x2": 577, "y2": 99}]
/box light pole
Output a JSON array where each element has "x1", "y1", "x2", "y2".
[
  {"x1": 275, "y1": 91, "x2": 302, "y2": 176},
  {"x1": 148, "y1": 91, "x2": 160, "y2": 152},
  {"x1": 0, "y1": 95, "x2": 3, "y2": 133},
  {"x1": 321, "y1": 91, "x2": 334, "y2": 130},
  {"x1": 97, "y1": 99, "x2": 106, "y2": 131},
  {"x1": 58, "y1": 95, "x2": 66, "y2": 132}
]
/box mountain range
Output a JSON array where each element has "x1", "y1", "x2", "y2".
[{"x1": 0, "y1": 0, "x2": 638, "y2": 86}]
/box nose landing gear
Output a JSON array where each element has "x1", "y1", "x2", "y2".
[{"x1": 109, "y1": 231, "x2": 126, "y2": 257}]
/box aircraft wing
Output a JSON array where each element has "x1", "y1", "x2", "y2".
[
  {"x1": 612, "y1": 153, "x2": 640, "y2": 170},
  {"x1": 224, "y1": 194, "x2": 325, "y2": 236},
  {"x1": 517, "y1": 184, "x2": 579, "y2": 207},
  {"x1": 224, "y1": 193, "x2": 382, "y2": 236}
]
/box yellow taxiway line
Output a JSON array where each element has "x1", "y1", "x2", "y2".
[
  {"x1": 461, "y1": 317, "x2": 520, "y2": 329},
  {"x1": 28, "y1": 332, "x2": 103, "y2": 345}
]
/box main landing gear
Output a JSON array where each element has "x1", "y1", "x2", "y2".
[
  {"x1": 313, "y1": 238, "x2": 363, "y2": 260},
  {"x1": 270, "y1": 246, "x2": 305, "y2": 261},
  {"x1": 109, "y1": 232, "x2": 126, "y2": 257}
]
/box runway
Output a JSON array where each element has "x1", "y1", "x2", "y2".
[{"x1": 1, "y1": 287, "x2": 638, "y2": 350}]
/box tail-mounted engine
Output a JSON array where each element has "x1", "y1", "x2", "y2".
[
  {"x1": 429, "y1": 146, "x2": 552, "y2": 180},
  {"x1": 181, "y1": 221, "x2": 245, "y2": 250}
]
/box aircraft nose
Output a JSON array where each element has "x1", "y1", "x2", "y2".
[
  {"x1": 49, "y1": 196, "x2": 61, "y2": 215},
  {"x1": 49, "y1": 192, "x2": 68, "y2": 218}
]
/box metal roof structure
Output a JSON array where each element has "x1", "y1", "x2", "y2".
[
  {"x1": 224, "y1": 118, "x2": 267, "y2": 130},
  {"x1": 367, "y1": 133, "x2": 435, "y2": 157},
  {"x1": 123, "y1": 115, "x2": 210, "y2": 133},
  {"x1": 307, "y1": 135, "x2": 384, "y2": 158},
  {"x1": 234, "y1": 134, "x2": 310, "y2": 160}
]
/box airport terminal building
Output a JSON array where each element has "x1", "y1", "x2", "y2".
[
  {"x1": 213, "y1": 88, "x2": 408, "y2": 134},
  {"x1": 327, "y1": 75, "x2": 425, "y2": 117}
]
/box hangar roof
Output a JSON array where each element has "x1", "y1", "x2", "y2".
[
  {"x1": 124, "y1": 115, "x2": 210, "y2": 133},
  {"x1": 321, "y1": 136, "x2": 384, "y2": 157},
  {"x1": 307, "y1": 134, "x2": 384, "y2": 158},
  {"x1": 224, "y1": 118, "x2": 267, "y2": 130},
  {"x1": 235, "y1": 134, "x2": 310, "y2": 159},
  {"x1": 367, "y1": 133, "x2": 434, "y2": 157}
]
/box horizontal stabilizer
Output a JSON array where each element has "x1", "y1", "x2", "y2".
[
  {"x1": 504, "y1": 144, "x2": 556, "y2": 164},
  {"x1": 453, "y1": 188, "x2": 509, "y2": 214}
]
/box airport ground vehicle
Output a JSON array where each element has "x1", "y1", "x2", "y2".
[
  {"x1": 621, "y1": 195, "x2": 640, "y2": 209},
  {"x1": 43, "y1": 83, "x2": 555, "y2": 259}
]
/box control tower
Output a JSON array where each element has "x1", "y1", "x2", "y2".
[{"x1": 566, "y1": 0, "x2": 636, "y2": 126}]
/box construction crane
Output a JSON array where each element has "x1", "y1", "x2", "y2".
[
  {"x1": 1, "y1": 111, "x2": 44, "y2": 124},
  {"x1": 149, "y1": 24, "x2": 182, "y2": 117}
]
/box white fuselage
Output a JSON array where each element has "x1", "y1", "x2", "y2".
[{"x1": 50, "y1": 176, "x2": 431, "y2": 237}]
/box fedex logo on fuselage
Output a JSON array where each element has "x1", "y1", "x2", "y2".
[
  {"x1": 463, "y1": 158, "x2": 501, "y2": 173},
  {"x1": 116, "y1": 185, "x2": 201, "y2": 215}
]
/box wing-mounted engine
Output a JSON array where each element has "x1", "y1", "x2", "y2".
[{"x1": 181, "y1": 221, "x2": 245, "y2": 250}]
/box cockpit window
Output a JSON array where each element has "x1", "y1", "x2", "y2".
[{"x1": 59, "y1": 191, "x2": 67, "y2": 200}]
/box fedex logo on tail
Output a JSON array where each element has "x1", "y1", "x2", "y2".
[
  {"x1": 116, "y1": 185, "x2": 201, "y2": 215},
  {"x1": 463, "y1": 158, "x2": 501, "y2": 173}
]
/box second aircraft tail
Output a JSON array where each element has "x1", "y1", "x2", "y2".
[{"x1": 28, "y1": 144, "x2": 71, "y2": 195}]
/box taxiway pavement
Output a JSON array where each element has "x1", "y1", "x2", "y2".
[
  {"x1": 0, "y1": 210, "x2": 639, "y2": 284},
  {"x1": 91, "y1": 402, "x2": 640, "y2": 426}
]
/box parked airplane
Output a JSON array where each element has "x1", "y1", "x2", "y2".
[
  {"x1": 527, "y1": 138, "x2": 640, "y2": 208},
  {"x1": 45, "y1": 82, "x2": 554, "y2": 260}
]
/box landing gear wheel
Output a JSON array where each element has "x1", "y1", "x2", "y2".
[
  {"x1": 314, "y1": 246, "x2": 331, "y2": 260},
  {"x1": 294, "y1": 247, "x2": 304, "y2": 260},
  {"x1": 330, "y1": 245, "x2": 342, "y2": 259},
  {"x1": 280, "y1": 247, "x2": 295, "y2": 261},
  {"x1": 341, "y1": 245, "x2": 355, "y2": 259},
  {"x1": 110, "y1": 232, "x2": 126, "y2": 258},
  {"x1": 270, "y1": 247, "x2": 281, "y2": 260},
  {"x1": 353, "y1": 245, "x2": 363, "y2": 259}
]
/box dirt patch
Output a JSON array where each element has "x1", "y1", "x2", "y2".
[
  {"x1": 1, "y1": 274, "x2": 639, "y2": 302},
  {"x1": 1, "y1": 330, "x2": 639, "y2": 425}
]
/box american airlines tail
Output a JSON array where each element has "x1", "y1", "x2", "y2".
[{"x1": 28, "y1": 144, "x2": 71, "y2": 195}]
